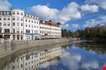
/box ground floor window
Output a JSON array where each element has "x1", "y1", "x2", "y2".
[
  {"x1": 13, "y1": 35, "x2": 15, "y2": 40},
  {"x1": 4, "y1": 35, "x2": 10, "y2": 39},
  {"x1": 17, "y1": 35, "x2": 19, "y2": 40},
  {"x1": 0, "y1": 35, "x2": 3, "y2": 38},
  {"x1": 21, "y1": 35, "x2": 23, "y2": 40}
]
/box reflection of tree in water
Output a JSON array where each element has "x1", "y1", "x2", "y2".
[
  {"x1": 79, "y1": 42, "x2": 106, "y2": 54},
  {"x1": 62, "y1": 41, "x2": 106, "y2": 54}
]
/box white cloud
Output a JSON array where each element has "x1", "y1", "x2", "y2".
[
  {"x1": 84, "y1": 19, "x2": 97, "y2": 28},
  {"x1": 71, "y1": 24, "x2": 80, "y2": 29},
  {"x1": 0, "y1": 0, "x2": 12, "y2": 11},
  {"x1": 31, "y1": 5, "x2": 59, "y2": 18},
  {"x1": 81, "y1": 4, "x2": 99, "y2": 12},
  {"x1": 30, "y1": 2, "x2": 102, "y2": 24},
  {"x1": 100, "y1": 16, "x2": 106, "y2": 20},
  {"x1": 62, "y1": 24, "x2": 70, "y2": 29},
  {"x1": 62, "y1": 23, "x2": 80, "y2": 31},
  {"x1": 81, "y1": 61, "x2": 99, "y2": 69},
  {"x1": 84, "y1": 16, "x2": 106, "y2": 28},
  {"x1": 85, "y1": 0, "x2": 106, "y2": 10},
  {"x1": 58, "y1": 2, "x2": 81, "y2": 23},
  {"x1": 100, "y1": 1, "x2": 106, "y2": 9},
  {"x1": 61, "y1": 50, "x2": 82, "y2": 70},
  {"x1": 31, "y1": 2, "x2": 81, "y2": 24}
]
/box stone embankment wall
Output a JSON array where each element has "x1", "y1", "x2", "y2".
[{"x1": 0, "y1": 38, "x2": 69, "y2": 58}]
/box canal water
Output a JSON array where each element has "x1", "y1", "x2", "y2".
[
  {"x1": 0, "y1": 40, "x2": 106, "y2": 70},
  {"x1": 40, "y1": 41, "x2": 106, "y2": 70}
]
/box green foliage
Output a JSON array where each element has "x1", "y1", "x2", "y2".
[
  {"x1": 76, "y1": 25, "x2": 106, "y2": 42},
  {"x1": 62, "y1": 29, "x2": 73, "y2": 38}
]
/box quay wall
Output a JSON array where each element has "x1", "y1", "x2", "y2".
[{"x1": 0, "y1": 38, "x2": 69, "y2": 58}]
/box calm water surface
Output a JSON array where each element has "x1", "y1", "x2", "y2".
[
  {"x1": 40, "y1": 41, "x2": 106, "y2": 70},
  {"x1": 0, "y1": 40, "x2": 106, "y2": 70}
]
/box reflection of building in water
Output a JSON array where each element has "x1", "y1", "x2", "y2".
[{"x1": 3, "y1": 47, "x2": 62, "y2": 70}]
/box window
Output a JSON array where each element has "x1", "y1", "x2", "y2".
[
  {"x1": 17, "y1": 23, "x2": 19, "y2": 26},
  {"x1": 4, "y1": 29, "x2": 10, "y2": 33},
  {"x1": 12, "y1": 18, "x2": 15, "y2": 20},
  {"x1": 17, "y1": 35, "x2": 19, "y2": 40},
  {"x1": 12, "y1": 65, "x2": 15, "y2": 69},
  {"x1": 13, "y1": 29, "x2": 15, "y2": 33},
  {"x1": 0, "y1": 22, "x2": 2, "y2": 26},
  {"x1": 21, "y1": 19, "x2": 23, "y2": 21},
  {"x1": 7, "y1": 12, "x2": 10, "y2": 15},
  {"x1": 13, "y1": 23, "x2": 15, "y2": 26},
  {"x1": 17, "y1": 12, "x2": 19, "y2": 15},
  {"x1": 21, "y1": 23, "x2": 23, "y2": 26},
  {"x1": 17, "y1": 18, "x2": 19, "y2": 20},
  {"x1": 25, "y1": 68, "x2": 27, "y2": 70},
  {"x1": 21, "y1": 35, "x2": 23, "y2": 40},
  {"x1": 3, "y1": 23, "x2": 6, "y2": 26},
  {"x1": 17, "y1": 31, "x2": 19, "y2": 33},
  {"x1": 25, "y1": 19, "x2": 27, "y2": 22},
  {"x1": 4, "y1": 18, "x2": 6, "y2": 20},
  {"x1": 0, "y1": 28, "x2": 2, "y2": 33},
  {"x1": 25, "y1": 63, "x2": 27, "y2": 65},
  {"x1": 26, "y1": 30, "x2": 30, "y2": 33},
  {"x1": 21, "y1": 31, "x2": 23, "y2": 33},
  {"x1": 32, "y1": 21, "x2": 33, "y2": 23},
  {"x1": 8, "y1": 18, "x2": 10, "y2": 20},
  {"x1": 21, "y1": 64, "x2": 23, "y2": 68},
  {"x1": 12, "y1": 12, "x2": 15, "y2": 15},
  {"x1": 34, "y1": 26, "x2": 36, "y2": 28},
  {"x1": 8, "y1": 23, "x2": 10, "y2": 26},
  {"x1": 29, "y1": 20, "x2": 30, "y2": 22},
  {"x1": 21, "y1": 13, "x2": 23, "y2": 15},
  {"x1": 13, "y1": 35, "x2": 15, "y2": 40}
]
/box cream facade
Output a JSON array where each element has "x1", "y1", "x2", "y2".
[
  {"x1": 40, "y1": 20, "x2": 61, "y2": 39},
  {"x1": 0, "y1": 9, "x2": 61, "y2": 40}
]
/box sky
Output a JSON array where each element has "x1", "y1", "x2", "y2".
[{"x1": 0, "y1": 0, "x2": 106, "y2": 31}]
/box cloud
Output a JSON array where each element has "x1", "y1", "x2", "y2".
[
  {"x1": 30, "y1": 2, "x2": 81, "y2": 24},
  {"x1": 81, "y1": 61, "x2": 99, "y2": 69},
  {"x1": 69, "y1": 24, "x2": 80, "y2": 31},
  {"x1": 39, "y1": 55, "x2": 58, "y2": 69},
  {"x1": 30, "y1": 2, "x2": 102, "y2": 24},
  {"x1": 83, "y1": 16, "x2": 106, "y2": 28},
  {"x1": 0, "y1": 0, "x2": 12, "y2": 11},
  {"x1": 71, "y1": 24, "x2": 80, "y2": 29},
  {"x1": 85, "y1": 0, "x2": 106, "y2": 10},
  {"x1": 58, "y1": 2, "x2": 81, "y2": 23},
  {"x1": 31, "y1": 5, "x2": 59, "y2": 18},
  {"x1": 40, "y1": 49, "x2": 82, "y2": 70},
  {"x1": 62, "y1": 24, "x2": 70, "y2": 29},
  {"x1": 84, "y1": 19, "x2": 97, "y2": 28},
  {"x1": 100, "y1": 1, "x2": 106, "y2": 10},
  {"x1": 81, "y1": 4, "x2": 99, "y2": 12},
  {"x1": 62, "y1": 23, "x2": 80, "y2": 31},
  {"x1": 60, "y1": 50, "x2": 82, "y2": 70}
]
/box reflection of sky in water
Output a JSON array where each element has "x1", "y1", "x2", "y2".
[{"x1": 39, "y1": 46, "x2": 106, "y2": 70}]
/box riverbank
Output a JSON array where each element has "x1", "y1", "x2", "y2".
[{"x1": 0, "y1": 38, "x2": 69, "y2": 59}]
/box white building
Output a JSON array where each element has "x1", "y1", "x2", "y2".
[
  {"x1": 0, "y1": 9, "x2": 40, "y2": 40},
  {"x1": 40, "y1": 20, "x2": 61, "y2": 39},
  {"x1": 0, "y1": 9, "x2": 61, "y2": 40}
]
